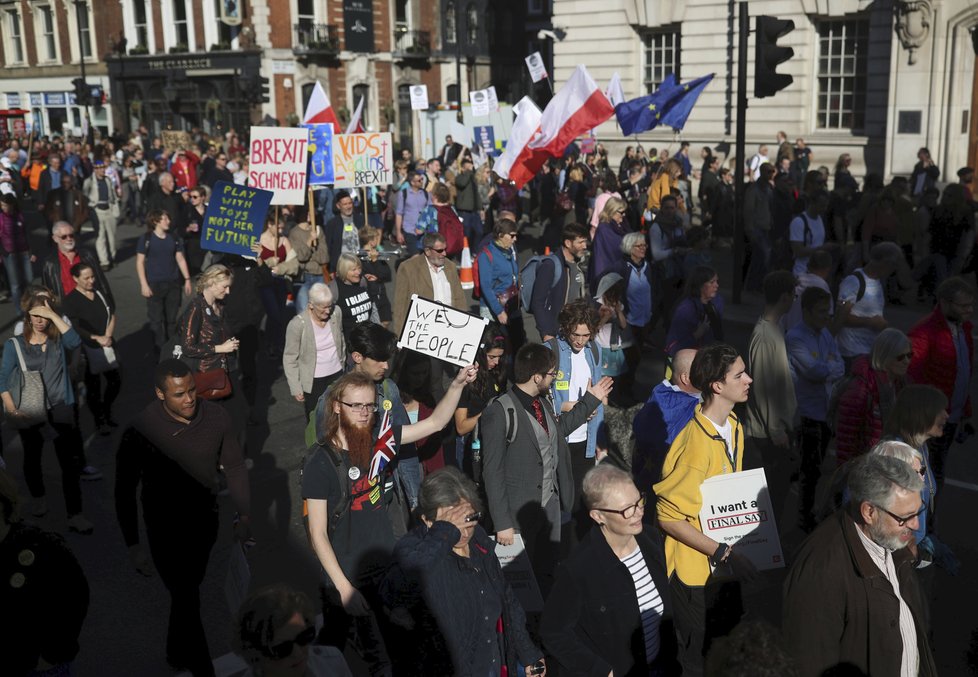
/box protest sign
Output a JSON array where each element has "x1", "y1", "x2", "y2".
[
  {"x1": 698, "y1": 468, "x2": 785, "y2": 571},
  {"x1": 494, "y1": 534, "x2": 544, "y2": 613},
  {"x1": 332, "y1": 132, "x2": 394, "y2": 189},
  {"x1": 486, "y1": 85, "x2": 499, "y2": 112},
  {"x1": 248, "y1": 127, "x2": 309, "y2": 205},
  {"x1": 470, "y1": 89, "x2": 490, "y2": 117},
  {"x1": 397, "y1": 295, "x2": 488, "y2": 367},
  {"x1": 525, "y1": 52, "x2": 548, "y2": 83},
  {"x1": 161, "y1": 130, "x2": 193, "y2": 154},
  {"x1": 304, "y1": 123, "x2": 335, "y2": 185},
  {"x1": 410, "y1": 84, "x2": 429, "y2": 110},
  {"x1": 201, "y1": 181, "x2": 274, "y2": 256},
  {"x1": 474, "y1": 125, "x2": 497, "y2": 157}
]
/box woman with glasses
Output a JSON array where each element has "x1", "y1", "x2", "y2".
[
  {"x1": 283, "y1": 282, "x2": 344, "y2": 421},
  {"x1": 381, "y1": 466, "x2": 545, "y2": 677},
  {"x1": 835, "y1": 327, "x2": 913, "y2": 465},
  {"x1": 590, "y1": 196, "x2": 630, "y2": 287},
  {"x1": 234, "y1": 583, "x2": 352, "y2": 677},
  {"x1": 542, "y1": 464, "x2": 678, "y2": 677},
  {"x1": 328, "y1": 253, "x2": 379, "y2": 342},
  {"x1": 182, "y1": 184, "x2": 209, "y2": 275}
]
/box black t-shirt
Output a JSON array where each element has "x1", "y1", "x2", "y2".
[
  {"x1": 137, "y1": 231, "x2": 184, "y2": 283},
  {"x1": 335, "y1": 280, "x2": 373, "y2": 339},
  {"x1": 460, "y1": 380, "x2": 500, "y2": 419},
  {"x1": 301, "y1": 428, "x2": 403, "y2": 585}
]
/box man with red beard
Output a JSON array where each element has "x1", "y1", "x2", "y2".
[{"x1": 302, "y1": 365, "x2": 477, "y2": 675}]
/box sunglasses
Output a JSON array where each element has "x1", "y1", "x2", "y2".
[
  {"x1": 896, "y1": 352, "x2": 913, "y2": 362},
  {"x1": 265, "y1": 625, "x2": 316, "y2": 660},
  {"x1": 427, "y1": 247, "x2": 447, "y2": 254},
  {"x1": 57, "y1": 234, "x2": 75, "y2": 240},
  {"x1": 190, "y1": 194, "x2": 201, "y2": 199}
]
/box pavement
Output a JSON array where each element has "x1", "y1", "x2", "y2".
[{"x1": 3, "y1": 212, "x2": 977, "y2": 675}]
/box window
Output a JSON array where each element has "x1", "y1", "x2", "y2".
[
  {"x1": 76, "y1": 2, "x2": 93, "y2": 58},
  {"x1": 212, "y1": 0, "x2": 235, "y2": 46},
  {"x1": 816, "y1": 18, "x2": 869, "y2": 130},
  {"x1": 173, "y1": 0, "x2": 189, "y2": 47},
  {"x1": 642, "y1": 26, "x2": 680, "y2": 93},
  {"x1": 466, "y1": 4, "x2": 478, "y2": 43},
  {"x1": 37, "y1": 5, "x2": 57, "y2": 61},
  {"x1": 445, "y1": 2, "x2": 456, "y2": 45},
  {"x1": 5, "y1": 9, "x2": 24, "y2": 64},
  {"x1": 134, "y1": 1, "x2": 149, "y2": 47},
  {"x1": 447, "y1": 83, "x2": 459, "y2": 104}
]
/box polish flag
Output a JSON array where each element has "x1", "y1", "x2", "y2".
[
  {"x1": 302, "y1": 82, "x2": 341, "y2": 133},
  {"x1": 493, "y1": 96, "x2": 544, "y2": 189},
  {"x1": 345, "y1": 96, "x2": 365, "y2": 134},
  {"x1": 528, "y1": 65, "x2": 614, "y2": 158}
]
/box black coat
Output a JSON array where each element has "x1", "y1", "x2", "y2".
[
  {"x1": 541, "y1": 527, "x2": 679, "y2": 677},
  {"x1": 41, "y1": 248, "x2": 115, "y2": 307},
  {"x1": 324, "y1": 212, "x2": 365, "y2": 274}
]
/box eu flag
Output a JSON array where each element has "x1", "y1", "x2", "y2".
[
  {"x1": 613, "y1": 75, "x2": 680, "y2": 136},
  {"x1": 660, "y1": 74, "x2": 715, "y2": 131}
]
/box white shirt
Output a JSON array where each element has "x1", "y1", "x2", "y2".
[
  {"x1": 427, "y1": 260, "x2": 452, "y2": 305},
  {"x1": 567, "y1": 348, "x2": 591, "y2": 443},
  {"x1": 837, "y1": 269, "x2": 885, "y2": 358},
  {"x1": 789, "y1": 213, "x2": 826, "y2": 275},
  {"x1": 705, "y1": 415, "x2": 736, "y2": 466},
  {"x1": 853, "y1": 522, "x2": 920, "y2": 677}
]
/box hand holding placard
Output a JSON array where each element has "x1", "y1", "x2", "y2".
[{"x1": 396, "y1": 295, "x2": 489, "y2": 368}]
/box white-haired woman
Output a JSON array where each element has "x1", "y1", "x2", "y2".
[
  {"x1": 283, "y1": 282, "x2": 345, "y2": 420},
  {"x1": 541, "y1": 464, "x2": 677, "y2": 676},
  {"x1": 328, "y1": 253, "x2": 379, "y2": 341}
]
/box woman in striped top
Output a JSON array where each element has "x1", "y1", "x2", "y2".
[{"x1": 541, "y1": 465, "x2": 678, "y2": 676}]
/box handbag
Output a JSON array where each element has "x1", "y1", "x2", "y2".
[
  {"x1": 83, "y1": 291, "x2": 119, "y2": 375},
  {"x1": 193, "y1": 365, "x2": 232, "y2": 400},
  {"x1": 5, "y1": 338, "x2": 47, "y2": 428}
]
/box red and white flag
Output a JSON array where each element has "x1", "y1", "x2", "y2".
[
  {"x1": 493, "y1": 96, "x2": 545, "y2": 189},
  {"x1": 368, "y1": 408, "x2": 397, "y2": 481},
  {"x1": 302, "y1": 82, "x2": 341, "y2": 133},
  {"x1": 345, "y1": 96, "x2": 365, "y2": 134},
  {"x1": 606, "y1": 72, "x2": 626, "y2": 107},
  {"x1": 528, "y1": 65, "x2": 614, "y2": 158}
]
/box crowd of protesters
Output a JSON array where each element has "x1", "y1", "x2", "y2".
[{"x1": 0, "y1": 122, "x2": 973, "y2": 677}]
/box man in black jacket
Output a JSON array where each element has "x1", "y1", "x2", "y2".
[
  {"x1": 41, "y1": 221, "x2": 114, "y2": 305},
  {"x1": 325, "y1": 191, "x2": 364, "y2": 274},
  {"x1": 529, "y1": 222, "x2": 589, "y2": 341},
  {"x1": 454, "y1": 155, "x2": 482, "y2": 245}
]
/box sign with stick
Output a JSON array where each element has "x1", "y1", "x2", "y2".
[
  {"x1": 304, "y1": 123, "x2": 335, "y2": 185},
  {"x1": 409, "y1": 85, "x2": 429, "y2": 110},
  {"x1": 248, "y1": 127, "x2": 309, "y2": 205},
  {"x1": 161, "y1": 130, "x2": 193, "y2": 154},
  {"x1": 332, "y1": 132, "x2": 393, "y2": 189},
  {"x1": 201, "y1": 181, "x2": 274, "y2": 256},
  {"x1": 397, "y1": 295, "x2": 488, "y2": 367},
  {"x1": 525, "y1": 52, "x2": 548, "y2": 83}
]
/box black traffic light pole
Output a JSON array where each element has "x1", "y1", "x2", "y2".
[
  {"x1": 73, "y1": 0, "x2": 93, "y2": 141},
  {"x1": 732, "y1": 5, "x2": 749, "y2": 305}
]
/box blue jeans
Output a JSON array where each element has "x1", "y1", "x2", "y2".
[
  {"x1": 4, "y1": 251, "x2": 33, "y2": 304},
  {"x1": 295, "y1": 272, "x2": 325, "y2": 313},
  {"x1": 397, "y1": 456, "x2": 422, "y2": 509}
]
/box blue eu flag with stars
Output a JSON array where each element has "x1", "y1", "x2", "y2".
[{"x1": 614, "y1": 73, "x2": 714, "y2": 136}]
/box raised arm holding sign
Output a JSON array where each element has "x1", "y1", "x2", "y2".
[{"x1": 396, "y1": 295, "x2": 489, "y2": 367}]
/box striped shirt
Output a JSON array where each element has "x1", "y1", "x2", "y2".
[
  {"x1": 853, "y1": 522, "x2": 919, "y2": 677},
  {"x1": 620, "y1": 545, "x2": 665, "y2": 663}
]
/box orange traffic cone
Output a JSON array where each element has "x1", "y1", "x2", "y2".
[
  {"x1": 459, "y1": 237, "x2": 474, "y2": 290},
  {"x1": 544, "y1": 246, "x2": 551, "y2": 255}
]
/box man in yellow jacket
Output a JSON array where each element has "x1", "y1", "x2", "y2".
[{"x1": 653, "y1": 343, "x2": 757, "y2": 677}]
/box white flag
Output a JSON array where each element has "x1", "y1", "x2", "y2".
[
  {"x1": 606, "y1": 72, "x2": 625, "y2": 107},
  {"x1": 486, "y1": 86, "x2": 499, "y2": 112},
  {"x1": 525, "y1": 52, "x2": 548, "y2": 83},
  {"x1": 409, "y1": 84, "x2": 429, "y2": 111}
]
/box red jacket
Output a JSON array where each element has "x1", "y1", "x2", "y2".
[
  {"x1": 908, "y1": 307, "x2": 973, "y2": 419},
  {"x1": 835, "y1": 356, "x2": 908, "y2": 464},
  {"x1": 170, "y1": 151, "x2": 200, "y2": 190}
]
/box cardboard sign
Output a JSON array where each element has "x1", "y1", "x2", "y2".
[
  {"x1": 410, "y1": 84, "x2": 429, "y2": 111},
  {"x1": 332, "y1": 132, "x2": 393, "y2": 189},
  {"x1": 201, "y1": 181, "x2": 273, "y2": 256},
  {"x1": 486, "y1": 85, "x2": 499, "y2": 113},
  {"x1": 248, "y1": 127, "x2": 309, "y2": 205},
  {"x1": 470, "y1": 89, "x2": 490, "y2": 118},
  {"x1": 161, "y1": 130, "x2": 193, "y2": 154},
  {"x1": 304, "y1": 123, "x2": 335, "y2": 185},
  {"x1": 698, "y1": 468, "x2": 785, "y2": 571},
  {"x1": 474, "y1": 126, "x2": 497, "y2": 157},
  {"x1": 525, "y1": 51, "x2": 548, "y2": 83},
  {"x1": 397, "y1": 295, "x2": 488, "y2": 367},
  {"x1": 493, "y1": 534, "x2": 544, "y2": 613}
]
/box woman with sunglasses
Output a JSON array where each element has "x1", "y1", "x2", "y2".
[
  {"x1": 381, "y1": 466, "x2": 545, "y2": 677},
  {"x1": 182, "y1": 184, "x2": 209, "y2": 275},
  {"x1": 835, "y1": 328, "x2": 913, "y2": 465},
  {"x1": 542, "y1": 464, "x2": 678, "y2": 677},
  {"x1": 234, "y1": 584, "x2": 352, "y2": 677}
]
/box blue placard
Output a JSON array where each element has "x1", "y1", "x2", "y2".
[
  {"x1": 201, "y1": 182, "x2": 274, "y2": 256},
  {"x1": 475, "y1": 125, "x2": 498, "y2": 157},
  {"x1": 304, "y1": 123, "x2": 335, "y2": 185}
]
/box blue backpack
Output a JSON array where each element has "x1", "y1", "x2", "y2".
[{"x1": 519, "y1": 253, "x2": 563, "y2": 313}]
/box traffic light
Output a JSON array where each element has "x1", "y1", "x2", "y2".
[
  {"x1": 72, "y1": 77, "x2": 89, "y2": 106},
  {"x1": 257, "y1": 76, "x2": 270, "y2": 104},
  {"x1": 755, "y1": 15, "x2": 794, "y2": 98}
]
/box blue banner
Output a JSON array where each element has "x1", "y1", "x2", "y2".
[
  {"x1": 474, "y1": 125, "x2": 498, "y2": 157},
  {"x1": 201, "y1": 181, "x2": 274, "y2": 256},
  {"x1": 304, "y1": 123, "x2": 335, "y2": 185}
]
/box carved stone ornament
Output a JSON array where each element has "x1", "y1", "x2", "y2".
[{"x1": 894, "y1": 0, "x2": 932, "y2": 65}]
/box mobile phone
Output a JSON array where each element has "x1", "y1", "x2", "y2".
[{"x1": 529, "y1": 661, "x2": 545, "y2": 675}]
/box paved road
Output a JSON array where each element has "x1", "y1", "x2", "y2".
[{"x1": 3, "y1": 215, "x2": 976, "y2": 675}]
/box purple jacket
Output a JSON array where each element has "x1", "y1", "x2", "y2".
[
  {"x1": 590, "y1": 220, "x2": 629, "y2": 287},
  {"x1": 0, "y1": 210, "x2": 29, "y2": 253},
  {"x1": 665, "y1": 294, "x2": 725, "y2": 356}
]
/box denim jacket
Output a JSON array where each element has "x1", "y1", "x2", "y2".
[{"x1": 547, "y1": 337, "x2": 604, "y2": 459}]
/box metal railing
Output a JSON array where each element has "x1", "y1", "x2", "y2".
[
  {"x1": 293, "y1": 23, "x2": 340, "y2": 55},
  {"x1": 393, "y1": 30, "x2": 431, "y2": 57}
]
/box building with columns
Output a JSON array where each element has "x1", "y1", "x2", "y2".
[{"x1": 551, "y1": 0, "x2": 978, "y2": 183}]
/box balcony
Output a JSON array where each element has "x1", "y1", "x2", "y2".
[
  {"x1": 393, "y1": 30, "x2": 431, "y2": 61},
  {"x1": 293, "y1": 24, "x2": 340, "y2": 57}
]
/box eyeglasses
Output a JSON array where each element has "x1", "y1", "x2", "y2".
[
  {"x1": 57, "y1": 234, "x2": 75, "y2": 240},
  {"x1": 896, "y1": 352, "x2": 913, "y2": 362},
  {"x1": 873, "y1": 503, "x2": 925, "y2": 527},
  {"x1": 506, "y1": 232, "x2": 518, "y2": 238},
  {"x1": 544, "y1": 370, "x2": 558, "y2": 377},
  {"x1": 616, "y1": 209, "x2": 626, "y2": 215},
  {"x1": 594, "y1": 493, "x2": 647, "y2": 520},
  {"x1": 427, "y1": 247, "x2": 447, "y2": 254},
  {"x1": 265, "y1": 625, "x2": 316, "y2": 660},
  {"x1": 340, "y1": 401, "x2": 379, "y2": 413},
  {"x1": 190, "y1": 194, "x2": 201, "y2": 199}
]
